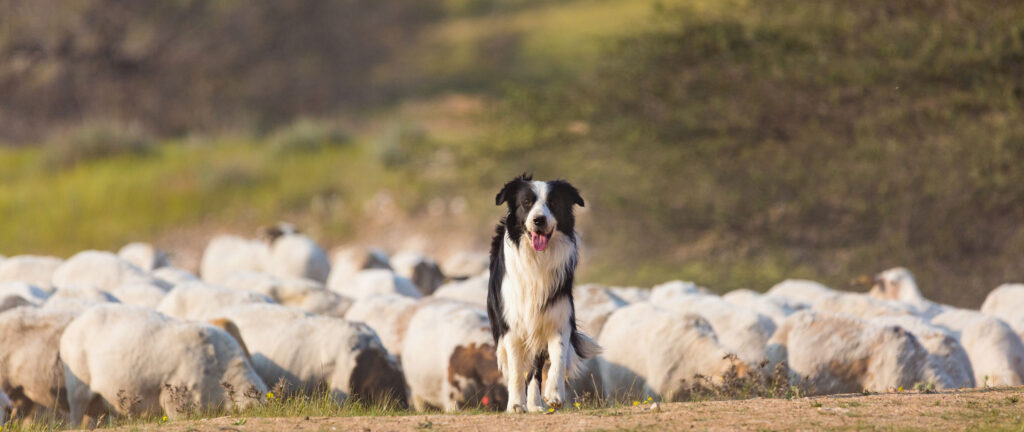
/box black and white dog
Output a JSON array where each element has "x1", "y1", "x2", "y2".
[{"x1": 486, "y1": 174, "x2": 601, "y2": 413}]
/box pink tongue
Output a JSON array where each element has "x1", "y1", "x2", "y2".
[{"x1": 531, "y1": 232, "x2": 548, "y2": 251}]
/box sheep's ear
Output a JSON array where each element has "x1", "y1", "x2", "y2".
[
  {"x1": 494, "y1": 173, "x2": 533, "y2": 206},
  {"x1": 550, "y1": 180, "x2": 584, "y2": 207},
  {"x1": 262, "y1": 225, "x2": 285, "y2": 242}
]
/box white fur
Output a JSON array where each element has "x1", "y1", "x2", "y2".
[
  {"x1": 869, "y1": 267, "x2": 947, "y2": 318},
  {"x1": 766, "y1": 279, "x2": 836, "y2": 304},
  {"x1": 330, "y1": 269, "x2": 421, "y2": 300},
  {"x1": 117, "y1": 242, "x2": 169, "y2": 272},
  {"x1": 656, "y1": 292, "x2": 776, "y2": 363},
  {"x1": 156, "y1": 281, "x2": 274, "y2": 320},
  {"x1": 766, "y1": 310, "x2": 934, "y2": 394},
  {"x1": 110, "y1": 282, "x2": 169, "y2": 309},
  {"x1": 48, "y1": 285, "x2": 120, "y2": 304},
  {"x1": 598, "y1": 303, "x2": 745, "y2": 402},
  {"x1": 209, "y1": 303, "x2": 404, "y2": 404},
  {"x1": 812, "y1": 292, "x2": 918, "y2": 319},
  {"x1": 52, "y1": 251, "x2": 157, "y2": 292},
  {"x1": 0, "y1": 255, "x2": 63, "y2": 291},
  {"x1": 431, "y1": 274, "x2": 488, "y2": 308},
  {"x1": 931, "y1": 309, "x2": 1024, "y2": 387},
  {"x1": 221, "y1": 271, "x2": 352, "y2": 318},
  {"x1": 402, "y1": 301, "x2": 502, "y2": 412},
  {"x1": 200, "y1": 235, "x2": 270, "y2": 284},
  {"x1": 442, "y1": 251, "x2": 490, "y2": 279},
  {"x1": 326, "y1": 246, "x2": 391, "y2": 290},
  {"x1": 266, "y1": 233, "x2": 331, "y2": 283},
  {"x1": 0, "y1": 281, "x2": 50, "y2": 306},
  {"x1": 980, "y1": 283, "x2": 1024, "y2": 338},
  {"x1": 722, "y1": 288, "x2": 804, "y2": 323},
  {"x1": 0, "y1": 307, "x2": 78, "y2": 420},
  {"x1": 151, "y1": 266, "x2": 199, "y2": 288},
  {"x1": 873, "y1": 315, "x2": 975, "y2": 388},
  {"x1": 344, "y1": 294, "x2": 418, "y2": 356},
  {"x1": 60, "y1": 305, "x2": 266, "y2": 427}
]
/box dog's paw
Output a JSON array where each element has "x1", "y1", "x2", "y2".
[
  {"x1": 509, "y1": 403, "x2": 527, "y2": 414},
  {"x1": 543, "y1": 394, "x2": 564, "y2": 410}
]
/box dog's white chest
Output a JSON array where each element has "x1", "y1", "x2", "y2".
[{"x1": 500, "y1": 232, "x2": 576, "y2": 352}]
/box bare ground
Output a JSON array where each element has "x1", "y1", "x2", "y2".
[{"x1": 98, "y1": 387, "x2": 1024, "y2": 432}]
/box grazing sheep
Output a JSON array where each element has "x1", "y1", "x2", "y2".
[
  {"x1": 48, "y1": 285, "x2": 120, "y2": 304},
  {"x1": 344, "y1": 294, "x2": 418, "y2": 357},
  {"x1": 156, "y1": 281, "x2": 274, "y2": 320},
  {"x1": 117, "y1": 242, "x2": 169, "y2": 272},
  {"x1": 931, "y1": 309, "x2": 1024, "y2": 387},
  {"x1": 0, "y1": 255, "x2": 63, "y2": 291},
  {"x1": 263, "y1": 223, "x2": 331, "y2": 284},
  {"x1": 873, "y1": 316, "x2": 975, "y2": 388},
  {"x1": 151, "y1": 266, "x2": 199, "y2": 288},
  {"x1": 200, "y1": 235, "x2": 270, "y2": 285},
  {"x1": 326, "y1": 246, "x2": 391, "y2": 290},
  {"x1": 220, "y1": 271, "x2": 352, "y2": 318},
  {"x1": 110, "y1": 282, "x2": 169, "y2": 309},
  {"x1": 442, "y1": 252, "x2": 489, "y2": 280},
  {"x1": 766, "y1": 279, "x2": 836, "y2": 305},
  {"x1": 0, "y1": 281, "x2": 50, "y2": 306},
  {"x1": 648, "y1": 280, "x2": 705, "y2": 303},
  {"x1": 402, "y1": 301, "x2": 507, "y2": 412},
  {"x1": 210, "y1": 303, "x2": 406, "y2": 406},
  {"x1": 573, "y1": 283, "x2": 628, "y2": 337},
  {"x1": 51, "y1": 251, "x2": 156, "y2": 292},
  {"x1": 766, "y1": 310, "x2": 938, "y2": 395},
  {"x1": 980, "y1": 283, "x2": 1024, "y2": 337},
  {"x1": 390, "y1": 252, "x2": 446, "y2": 296},
  {"x1": 330, "y1": 269, "x2": 421, "y2": 300},
  {"x1": 598, "y1": 303, "x2": 748, "y2": 402},
  {"x1": 657, "y1": 294, "x2": 776, "y2": 363},
  {"x1": 811, "y1": 292, "x2": 917, "y2": 319},
  {"x1": 722, "y1": 288, "x2": 803, "y2": 323},
  {"x1": 0, "y1": 307, "x2": 79, "y2": 420},
  {"x1": 431, "y1": 274, "x2": 488, "y2": 308},
  {"x1": 60, "y1": 305, "x2": 267, "y2": 427},
  {"x1": 869, "y1": 267, "x2": 946, "y2": 318}
]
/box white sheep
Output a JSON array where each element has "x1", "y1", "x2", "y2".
[
  {"x1": 156, "y1": 281, "x2": 274, "y2": 320},
  {"x1": 869, "y1": 267, "x2": 946, "y2": 318},
  {"x1": 873, "y1": 315, "x2": 975, "y2": 388},
  {"x1": 390, "y1": 251, "x2": 446, "y2": 296},
  {"x1": 811, "y1": 292, "x2": 917, "y2": 319},
  {"x1": 598, "y1": 303, "x2": 748, "y2": 402},
  {"x1": 110, "y1": 282, "x2": 169, "y2": 309},
  {"x1": 931, "y1": 309, "x2": 1024, "y2": 387},
  {"x1": 343, "y1": 294, "x2": 418, "y2": 356},
  {"x1": 647, "y1": 280, "x2": 705, "y2": 303},
  {"x1": 0, "y1": 255, "x2": 63, "y2": 291},
  {"x1": 51, "y1": 251, "x2": 156, "y2": 292},
  {"x1": 117, "y1": 242, "x2": 169, "y2": 272},
  {"x1": 766, "y1": 279, "x2": 837, "y2": 304},
  {"x1": 980, "y1": 283, "x2": 1024, "y2": 338},
  {"x1": 200, "y1": 234, "x2": 271, "y2": 284},
  {"x1": 220, "y1": 271, "x2": 352, "y2": 318},
  {"x1": 330, "y1": 269, "x2": 421, "y2": 300},
  {"x1": 326, "y1": 246, "x2": 391, "y2": 290},
  {"x1": 441, "y1": 251, "x2": 489, "y2": 280},
  {"x1": 263, "y1": 223, "x2": 331, "y2": 283},
  {"x1": 402, "y1": 300, "x2": 507, "y2": 412},
  {"x1": 209, "y1": 303, "x2": 407, "y2": 407},
  {"x1": 722, "y1": 288, "x2": 803, "y2": 323},
  {"x1": 657, "y1": 293, "x2": 776, "y2": 363},
  {"x1": 0, "y1": 307, "x2": 79, "y2": 420},
  {"x1": 430, "y1": 274, "x2": 488, "y2": 308},
  {"x1": 573, "y1": 283, "x2": 628, "y2": 337},
  {"x1": 60, "y1": 305, "x2": 267, "y2": 427},
  {"x1": 766, "y1": 310, "x2": 940, "y2": 395}
]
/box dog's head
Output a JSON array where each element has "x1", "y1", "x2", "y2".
[{"x1": 495, "y1": 173, "x2": 584, "y2": 252}]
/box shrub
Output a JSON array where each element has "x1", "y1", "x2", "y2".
[
  {"x1": 267, "y1": 119, "x2": 351, "y2": 155},
  {"x1": 43, "y1": 121, "x2": 154, "y2": 168}
]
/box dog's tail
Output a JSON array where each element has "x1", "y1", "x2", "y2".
[{"x1": 568, "y1": 330, "x2": 602, "y2": 378}]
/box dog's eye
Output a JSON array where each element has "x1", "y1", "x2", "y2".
[{"x1": 522, "y1": 200, "x2": 533, "y2": 208}]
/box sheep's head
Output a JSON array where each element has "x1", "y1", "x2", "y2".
[
  {"x1": 349, "y1": 348, "x2": 409, "y2": 409},
  {"x1": 260, "y1": 222, "x2": 299, "y2": 243},
  {"x1": 448, "y1": 343, "x2": 508, "y2": 410},
  {"x1": 869, "y1": 267, "x2": 920, "y2": 302}
]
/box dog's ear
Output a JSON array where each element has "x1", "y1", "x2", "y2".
[
  {"x1": 494, "y1": 173, "x2": 533, "y2": 206},
  {"x1": 550, "y1": 180, "x2": 584, "y2": 207}
]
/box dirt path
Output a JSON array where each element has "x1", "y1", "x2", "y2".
[{"x1": 103, "y1": 387, "x2": 1024, "y2": 431}]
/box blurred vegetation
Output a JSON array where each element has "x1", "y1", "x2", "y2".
[{"x1": 1, "y1": 0, "x2": 1023, "y2": 306}]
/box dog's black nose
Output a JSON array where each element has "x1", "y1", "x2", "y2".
[{"x1": 532, "y1": 216, "x2": 546, "y2": 227}]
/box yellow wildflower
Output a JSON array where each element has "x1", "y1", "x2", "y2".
[
  {"x1": 267, "y1": 392, "x2": 275, "y2": 399},
  {"x1": 633, "y1": 401, "x2": 640, "y2": 406}
]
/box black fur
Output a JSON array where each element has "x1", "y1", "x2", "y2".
[{"x1": 486, "y1": 174, "x2": 591, "y2": 397}]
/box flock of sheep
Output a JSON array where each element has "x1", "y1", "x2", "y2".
[{"x1": 2, "y1": 222, "x2": 1024, "y2": 427}]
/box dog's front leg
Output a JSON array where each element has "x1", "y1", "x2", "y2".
[
  {"x1": 543, "y1": 329, "x2": 570, "y2": 409},
  {"x1": 502, "y1": 336, "x2": 528, "y2": 413}
]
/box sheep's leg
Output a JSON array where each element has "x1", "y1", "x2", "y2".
[
  {"x1": 502, "y1": 337, "x2": 527, "y2": 413},
  {"x1": 63, "y1": 367, "x2": 92, "y2": 428},
  {"x1": 543, "y1": 329, "x2": 570, "y2": 410}
]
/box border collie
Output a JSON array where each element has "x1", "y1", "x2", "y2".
[{"x1": 486, "y1": 173, "x2": 601, "y2": 413}]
